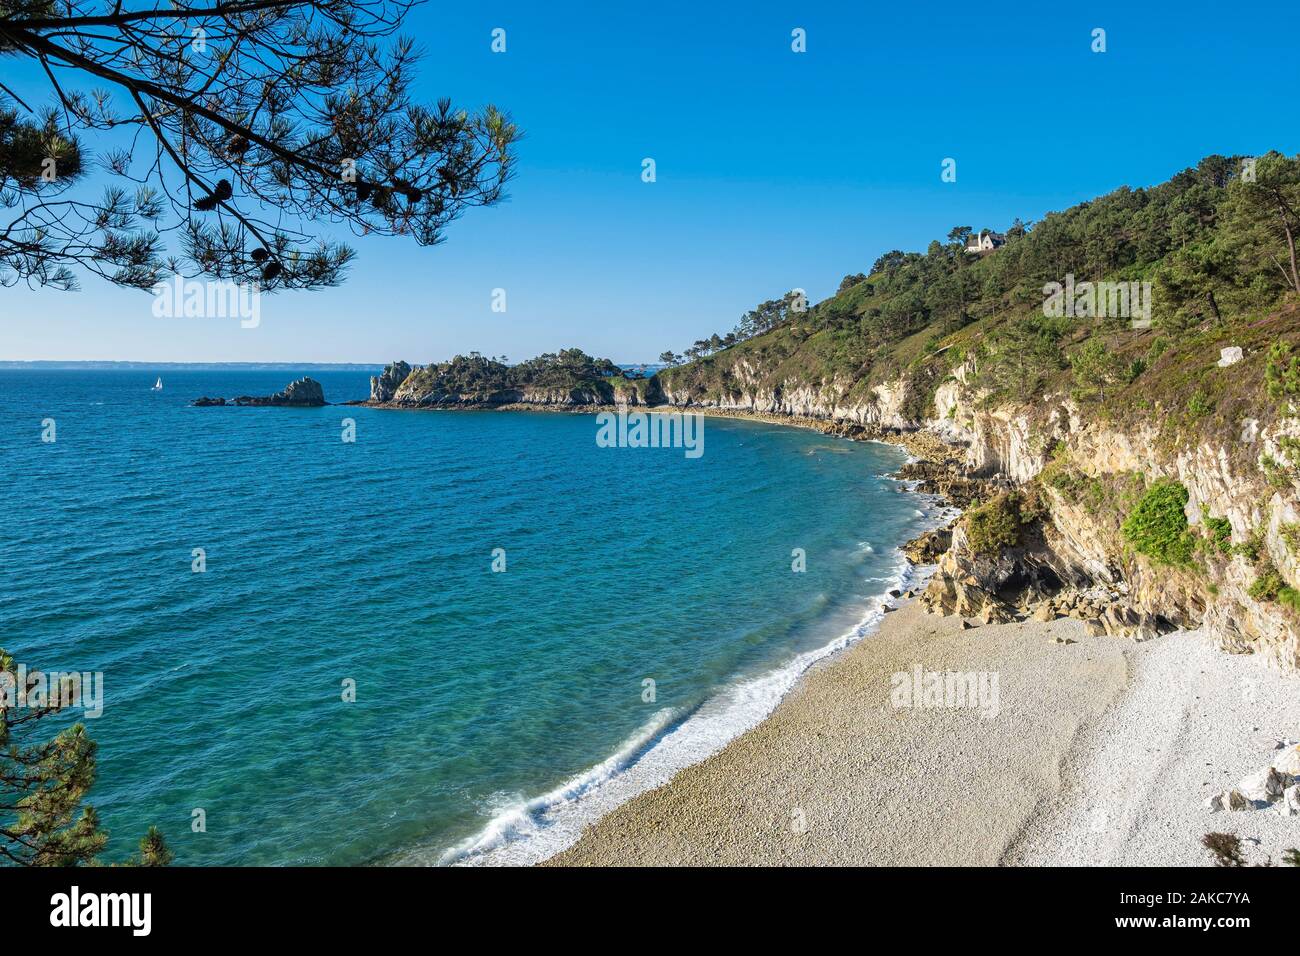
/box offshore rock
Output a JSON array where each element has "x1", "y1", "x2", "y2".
[
  {"x1": 231, "y1": 377, "x2": 327, "y2": 407},
  {"x1": 369, "y1": 361, "x2": 412, "y2": 402}
]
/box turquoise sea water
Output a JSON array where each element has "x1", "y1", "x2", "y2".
[{"x1": 1, "y1": 369, "x2": 939, "y2": 866}]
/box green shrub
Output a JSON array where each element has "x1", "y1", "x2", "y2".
[
  {"x1": 1186, "y1": 390, "x2": 1214, "y2": 418},
  {"x1": 965, "y1": 493, "x2": 1024, "y2": 555},
  {"x1": 1201, "y1": 508, "x2": 1232, "y2": 555},
  {"x1": 1279, "y1": 586, "x2": 1300, "y2": 614},
  {"x1": 1146, "y1": 336, "x2": 1172, "y2": 363},
  {"x1": 1248, "y1": 563, "x2": 1284, "y2": 601},
  {"x1": 1280, "y1": 436, "x2": 1300, "y2": 468},
  {"x1": 1265, "y1": 342, "x2": 1300, "y2": 402},
  {"x1": 1121, "y1": 479, "x2": 1196, "y2": 567},
  {"x1": 1261, "y1": 454, "x2": 1295, "y2": 491},
  {"x1": 1232, "y1": 526, "x2": 1266, "y2": 562}
]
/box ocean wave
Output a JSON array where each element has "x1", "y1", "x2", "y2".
[{"x1": 416, "y1": 553, "x2": 938, "y2": 868}]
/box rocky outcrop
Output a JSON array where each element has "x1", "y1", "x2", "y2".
[
  {"x1": 369, "y1": 361, "x2": 411, "y2": 402},
  {"x1": 908, "y1": 370, "x2": 1300, "y2": 672},
  {"x1": 236, "y1": 377, "x2": 326, "y2": 406},
  {"x1": 371, "y1": 365, "x2": 663, "y2": 409},
  {"x1": 656, "y1": 361, "x2": 916, "y2": 429},
  {"x1": 193, "y1": 377, "x2": 327, "y2": 407},
  {"x1": 1206, "y1": 739, "x2": 1300, "y2": 814}
]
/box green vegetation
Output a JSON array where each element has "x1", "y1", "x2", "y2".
[
  {"x1": 1261, "y1": 453, "x2": 1296, "y2": 491},
  {"x1": 1280, "y1": 523, "x2": 1300, "y2": 554},
  {"x1": 1248, "y1": 562, "x2": 1285, "y2": 601},
  {"x1": 1246, "y1": 561, "x2": 1300, "y2": 612},
  {"x1": 1232, "y1": 526, "x2": 1267, "y2": 562},
  {"x1": 1186, "y1": 390, "x2": 1215, "y2": 418},
  {"x1": 1070, "y1": 339, "x2": 1124, "y2": 402},
  {"x1": 1, "y1": 648, "x2": 169, "y2": 866},
  {"x1": 964, "y1": 490, "x2": 1042, "y2": 555},
  {"x1": 656, "y1": 152, "x2": 1300, "y2": 447},
  {"x1": 1121, "y1": 479, "x2": 1196, "y2": 567},
  {"x1": 397, "y1": 348, "x2": 644, "y2": 401},
  {"x1": 1201, "y1": 508, "x2": 1233, "y2": 554},
  {"x1": 1265, "y1": 342, "x2": 1300, "y2": 402}
]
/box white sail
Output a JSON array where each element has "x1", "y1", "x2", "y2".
[{"x1": 154, "y1": 377, "x2": 163, "y2": 390}]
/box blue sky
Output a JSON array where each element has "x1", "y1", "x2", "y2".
[{"x1": 3, "y1": 0, "x2": 1298, "y2": 362}]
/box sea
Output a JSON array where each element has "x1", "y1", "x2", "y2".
[{"x1": 0, "y1": 368, "x2": 944, "y2": 865}]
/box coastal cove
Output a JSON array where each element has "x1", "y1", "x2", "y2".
[
  {"x1": 351, "y1": 340, "x2": 1300, "y2": 865},
  {"x1": 2, "y1": 368, "x2": 945, "y2": 866}
]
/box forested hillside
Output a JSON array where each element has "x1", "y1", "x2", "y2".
[{"x1": 660, "y1": 152, "x2": 1300, "y2": 430}]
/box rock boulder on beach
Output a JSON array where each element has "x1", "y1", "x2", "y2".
[
  {"x1": 1280, "y1": 784, "x2": 1300, "y2": 817},
  {"x1": 1271, "y1": 741, "x2": 1300, "y2": 777}
]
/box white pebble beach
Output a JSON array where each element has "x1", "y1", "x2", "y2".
[{"x1": 546, "y1": 601, "x2": 1300, "y2": 866}]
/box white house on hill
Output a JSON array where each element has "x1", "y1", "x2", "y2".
[{"x1": 965, "y1": 230, "x2": 1006, "y2": 253}]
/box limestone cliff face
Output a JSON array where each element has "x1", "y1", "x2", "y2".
[
  {"x1": 926, "y1": 375, "x2": 1300, "y2": 674},
  {"x1": 657, "y1": 360, "x2": 915, "y2": 429},
  {"x1": 658, "y1": 353, "x2": 1299, "y2": 672}
]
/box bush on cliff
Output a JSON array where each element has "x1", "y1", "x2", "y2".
[
  {"x1": 1247, "y1": 563, "x2": 1284, "y2": 601},
  {"x1": 1121, "y1": 479, "x2": 1196, "y2": 567},
  {"x1": 965, "y1": 491, "x2": 1036, "y2": 555},
  {"x1": 1200, "y1": 508, "x2": 1233, "y2": 555},
  {"x1": 1265, "y1": 342, "x2": 1300, "y2": 403}
]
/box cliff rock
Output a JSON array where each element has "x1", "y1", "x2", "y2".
[{"x1": 369, "y1": 361, "x2": 411, "y2": 402}]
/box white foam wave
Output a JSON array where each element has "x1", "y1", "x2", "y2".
[
  {"x1": 408, "y1": 553, "x2": 937, "y2": 869},
  {"x1": 397, "y1": 478, "x2": 954, "y2": 869}
]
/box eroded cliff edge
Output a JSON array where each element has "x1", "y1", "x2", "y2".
[{"x1": 647, "y1": 319, "x2": 1300, "y2": 674}]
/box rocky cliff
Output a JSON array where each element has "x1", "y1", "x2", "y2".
[
  {"x1": 657, "y1": 341, "x2": 1300, "y2": 673},
  {"x1": 366, "y1": 355, "x2": 662, "y2": 408},
  {"x1": 655, "y1": 355, "x2": 916, "y2": 429},
  {"x1": 369, "y1": 361, "x2": 411, "y2": 403}
]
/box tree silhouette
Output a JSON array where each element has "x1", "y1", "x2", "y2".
[{"x1": 0, "y1": 1, "x2": 518, "y2": 291}]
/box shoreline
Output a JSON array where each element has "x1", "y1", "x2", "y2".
[
  {"x1": 357, "y1": 398, "x2": 944, "y2": 447},
  {"x1": 418, "y1": 409, "x2": 957, "y2": 866},
  {"x1": 366, "y1": 400, "x2": 1300, "y2": 866},
  {"x1": 544, "y1": 604, "x2": 1300, "y2": 867},
  {"x1": 543, "y1": 601, "x2": 1125, "y2": 866}
]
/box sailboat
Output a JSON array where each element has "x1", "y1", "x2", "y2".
[{"x1": 152, "y1": 377, "x2": 163, "y2": 391}]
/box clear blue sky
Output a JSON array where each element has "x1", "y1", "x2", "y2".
[{"x1": 4, "y1": 0, "x2": 1298, "y2": 362}]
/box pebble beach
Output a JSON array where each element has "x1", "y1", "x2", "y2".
[{"x1": 546, "y1": 602, "x2": 1300, "y2": 866}]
